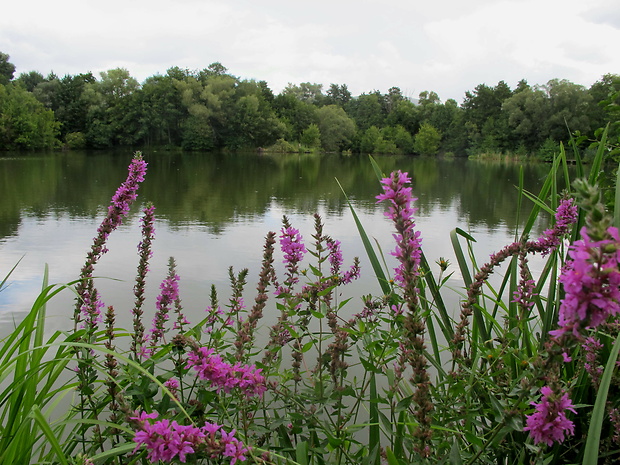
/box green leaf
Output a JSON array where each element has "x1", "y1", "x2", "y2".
[
  {"x1": 30, "y1": 405, "x2": 69, "y2": 465},
  {"x1": 450, "y1": 228, "x2": 474, "y2": 288},
  {"x1": 385, "y1": 447, "x2": 400, "y2": 465},
  {"x1": 369, "y1": 374, "x2": 380, "y2": 465},
  {"x1": 615, "y1": 161, "x2": 620, "y2": 229},
  {"x1": 450, "y1": 439, "x2": 463, "y2": 465},
  {"x1": 296, "y1": 441, "x2": 309, "y2": 465},
  {"x1": 336, "y1": 177, "x2": 391, "y2": 296},
  {"x1": 582, "y1": 331, "x2": 620, "y2": 464}
]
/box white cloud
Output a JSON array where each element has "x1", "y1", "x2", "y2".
[{"x1": 1, "y1": 0, "x2": 618, "y2": 102}]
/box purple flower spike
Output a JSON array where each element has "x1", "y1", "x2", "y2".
[
  {"x1": 551, "y1": 226, "x2": 620, "y2": 337},
  {"x1": 280, "y1": 226, "x2": 307, "y2": 265},
  {"x1": 524, "y1": 386, "x2": 576, "y2": 446},
  {"x1": 376, "y1": 170, "x2": 423, "y2": 293},
  {"x1": 186, "y1": 347, "x2": 267, "y2": 398},
  {"x1": 536, "y1": 198, "x2": 578, "y2": 255}
]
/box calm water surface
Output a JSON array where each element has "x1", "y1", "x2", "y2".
[{"x1": 0, "y1": 151, "x2": 554, "y2": 337}]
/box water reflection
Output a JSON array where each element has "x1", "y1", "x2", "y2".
[{"x1": 0, "y1": 151, "x2": 554, "y2": 336}]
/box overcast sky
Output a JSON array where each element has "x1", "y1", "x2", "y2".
[{"x1": 2, "y1": 0, "x2": 619, "y2": 103}]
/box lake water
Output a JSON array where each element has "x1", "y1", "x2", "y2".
[{"x1": 0, "y1": 151, "x2": 554, "y2": 338}]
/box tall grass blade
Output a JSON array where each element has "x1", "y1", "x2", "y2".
[
  {"x1": 369, "y1": 374, "x2": 380, "y2": 465},
  {"x1": 0, "y1": 256, "x2": 23, "y2": 292},
  {"x1": 587, "y1": 123, "x2": 608, "y2": 186},
  {"x1": 336, "y1": 178, "x2": 391, "y2": 296},
  {"x1": 582, "y1": 331, "x2": 620, "y2": 464},
  {"x1": 615, "y1": 161, "x2": 620, "y2": 229},
  {"x1": 420, "y1": 252, "x2": 453, "y2": 341},
  {"x1": 450, "y1": 228, "x2": 475, "y2": 289},
  {"x1": 30, "y1": 404, "x2": 70, "y2": 465},
  {"x1": 89, "y1": 443, "x2": 139, "y2": 463},
  {"x1": 368, "y1": 154, "x2": 386, "y2": 181}
]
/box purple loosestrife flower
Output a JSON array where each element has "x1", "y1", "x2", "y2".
[
  {"x1": 132, "y1": 412, "x2": 250, "y2": 465},
  {"x1": 551, "y1": 226, "x2": 620, "y2": 337},
  {"x1": 236, "y1": 231, "x2": 276, "y2": 361},
  {"x1": 512, "y1": 248, "x2": 537, "y2": 313},
  {"x1": 582, "y1": 336, "x2": 604, "y2": 389},
  {"x1": 536, "y1": 198, "x2": 578, "y2": 255},
  {"x1": 326, "y1": 237, "x2": 361, "y2": 285},
  {"x1": 280, "y1": 226, "x2": 306, "y2": 264},
  {"x1": 74, "y1": 153, "x2": 148, "y2": 329},
  {"x1": 453, "y1": 199, "x2": 578, "y2": 363},
  {"x1": 133, "y1": 417, "x2": 204, "y2": 463},
  {"x1": 524, "y1": 386, "x2": 576, "y2": 446},
  {"x1": 150, "y1": 257, "x2": 180, "y2": 347},
  {"x1": 79, "y1": 290, "x2": 105, "y2": 329},
  {"x1": 327, "y1": 238, "x2": 344, "y2": 275},
  {"x1": 377, "y1": 171, "x2": 431, "y2": 457},
  {"x1": 278, "y1": 219, "x2": 307, "y2": 295},
  {"x1": 132, "y1": 203, "x2": 155, "y2": 359},
  {"x1": 164, "y1": 378, "x2": 180, "y2": 399},
  {"x1": 186, "y1": 347, "x2": 267, "y2": 398},
  {"x1": 376, "y1": 170, "x2": 423, "y2": 298}
]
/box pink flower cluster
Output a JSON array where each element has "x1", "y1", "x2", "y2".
[
  {"x1": 280, "y1": 226, "x2": 307, "y2": 265},
  {"x1": 278, "y1": 225, "x2": 307, "y2": 295},
  {"x1": 552, "y1": 226, "x2": 620, "y2": 337},
  {"x1": 376, "y1": 170, "x2": 422, "y2": 290},
  {"x1": 186, "y1": 347, "x2": 267, "y2": 398},
  {"x1": 326, "y1": 238, "x2": 361, "y2": 285},
  {"x1": 511, "y1": 277, "x2": 536, "y2": 310},
  {"x1": 536, "y1": 198, "x2": 578, "y2": 254},
  {"x1": 150, "y1": 269, "x2": 181, "y2": 344},
  {"x1": 98, "y1": 155, "x2": 148, "y2": 248},
  {"x1": 524, "y1": 386, "x2": 576, "y2": 446},
  {"x1": 132, "y1": 411, "x2": 248, "y2": 464}
]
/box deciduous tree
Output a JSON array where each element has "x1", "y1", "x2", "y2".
[
  {"x1": 316, "y1": 105, "x2": 356, "y2": 152},
  {"x1": 414, "y1": 122, "x2": 441, "y2": 155},
  {"x1": 0, "y1": 52, "x2": 15, "y2": 86}
]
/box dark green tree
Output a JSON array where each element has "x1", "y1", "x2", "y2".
[
  {"x1": 386, "y1": 98, "x2": 420, "y2": 135},
  {"x1": 462, "y1": 81, "x2": 513, "y2": 153},
  {"x1": 0, "y1": 53, "x2": 15, "y2": 86},
  {"x1": 15, "y1": 71, "x2": 45, "y2": 92},
  {"x1": 345, "y1": 91, "x2": 385, "y2": 131},
  {"x1": 542, "y1": 78, "x2": 592, "y2": 142},
  {"x1": 139, "y1": 74, "x2": 186, "y2": 146},
  {"x1": 326, "y1": 83, "x2": 351, "y2": 106},
  {"x1": 52, "y1": 73, "x2": 96, "y2": 141},
  {"x1": 273, "y1": 93, "x2": 318, "y2": 141},
  {"x1": 588, "y1": 74, "x2": 620, "y2": 137},
  {"x1": 226, "y1": 93, "x2": 285, "y2": 149},
  {"x1": 316, "y1": 105, "x2": 356, "y2": 152},
  {"x1": 282, "y1": 82, "x2": 324, "y2": 105},
  {"x1": 0, "y1": 83, "x2": 60, "y2": 150},
  {"x1": 503, "y1": 85, "x2": 550, "y2": 151},
  {"x1": 414, "y1": 122, "x2": 442, "y2": 155},
  {"x1": 300, "y1": 123, "x2": 321, "y2": 148}
]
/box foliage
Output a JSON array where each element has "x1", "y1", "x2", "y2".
[
  {"x1": 2, "y1": 140, "x2": 620, "y2": 465},
  {"x1": 0, "y1": 52, "x2": 15, "y2": 86},
  {"x1": 413, "y1": 122, "x2": 441, "y2": 155},
  {"x1": 316, "y1": 105, "x2": 356, "y2": 152},
  {"x1": 300, "y1": 123, "x2": 321, "y2": 149},
  {"x1": 1, "y1": 48, "x2": 619, "y2": 156},
  {"x1": 265, "y1": 138, "x2": 298, "y2": 153},
  {"x1": 536, "y1": 137, "x2": 560, "y2": 162},
  {"x1": 0, "y1": 83, "x2": 60, "y2": 150}
]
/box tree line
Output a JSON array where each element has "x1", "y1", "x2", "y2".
[{"x1": 0, "y1": 51, "x2": 618, "y2": 157}]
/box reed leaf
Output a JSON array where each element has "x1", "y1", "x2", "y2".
[
  {"x1": 582, "y1": 331, "x2": 620, "y2": 464},
  {"x1": 336, "y1": 177, "x2": 391, "y2": 296}
]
